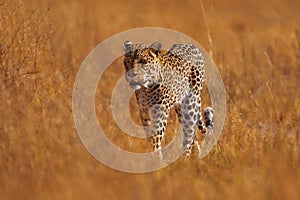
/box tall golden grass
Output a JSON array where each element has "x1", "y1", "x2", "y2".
[{"x1": 0, "y1": 0, "x2": 299, "y2": 199}]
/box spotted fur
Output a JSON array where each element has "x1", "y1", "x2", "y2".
[{"x1": 123, "y1": 41, "x2": 214, "y2": 159}]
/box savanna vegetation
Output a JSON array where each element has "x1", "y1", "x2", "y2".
[{"x1": 0, "y1": 0, "x2": 299, "y2": 199}]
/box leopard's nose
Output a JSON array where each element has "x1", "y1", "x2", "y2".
[
  {"x1": 126, "y1": 69, "x2": 138, "y2": 77},
  {"x1": 125, "y1": 71, "x2": 136, "y2": 82}
]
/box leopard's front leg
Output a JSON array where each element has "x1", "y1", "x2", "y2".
[
  {"x1": 135, "y1": 89, "x2": 151, "y2": 138},
  {"x1": 149, "y1": 103, "x2": 170, "y2": 160}
]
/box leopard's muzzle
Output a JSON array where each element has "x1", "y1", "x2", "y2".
[{"x1": 125, "y1": 71, "x2": 146, "y2": 90}]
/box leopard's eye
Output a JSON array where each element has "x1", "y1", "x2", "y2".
[{"x1": 139, "y1": 59, "x2": 147, "y2": 64}]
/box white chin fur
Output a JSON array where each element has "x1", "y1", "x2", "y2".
[{"x1": 129, "y1": 84, "x2": 141, "y2": 90}]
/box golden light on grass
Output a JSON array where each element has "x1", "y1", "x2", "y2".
[{"x1": 0, "y1": 0, "x2": 299, "y2": 199}]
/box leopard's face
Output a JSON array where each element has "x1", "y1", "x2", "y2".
[{"x1": 123, "y1": 41, "x2": 162, "y2": 90}]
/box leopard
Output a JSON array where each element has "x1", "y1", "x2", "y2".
[{"x1": 123, "y1": 40, "x2": 214, "y2": 159}]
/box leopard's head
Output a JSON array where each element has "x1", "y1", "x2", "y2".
[{"x1": 123, "y1": 41, "x2": 162, "y2": 90}]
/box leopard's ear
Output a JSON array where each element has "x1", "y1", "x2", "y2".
[
  {"x1": 124, "y1": 41, "x2": 133, "y2": 52},
  {"x1": 150, "y1": 49, "x2": 161, "y2": 58},
  {"x1": 149, "y1": 41, "x2": 161, "y2": 51},
  {"x1": 149, "y1": 42, "x2": 161, "y2": 57}
]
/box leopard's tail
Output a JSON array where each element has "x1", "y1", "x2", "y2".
[
  {"x1": 196, "y1": 107, "x2": 214, "y2": 135},
  {"x1": 204, "y1": 107, "x2": 214, "y2": 134}
]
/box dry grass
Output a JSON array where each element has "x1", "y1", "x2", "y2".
[{"x1": 0, "y1": 0, "x2": 299, "y2": 199}]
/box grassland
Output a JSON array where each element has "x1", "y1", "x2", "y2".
[{"x1": 0, "y1": 0, "x2": 299, "y2": 199}]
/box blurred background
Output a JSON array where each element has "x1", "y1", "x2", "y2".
[{"x1": 0, "y1": 0, "x2": 299, "y2": 199}]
